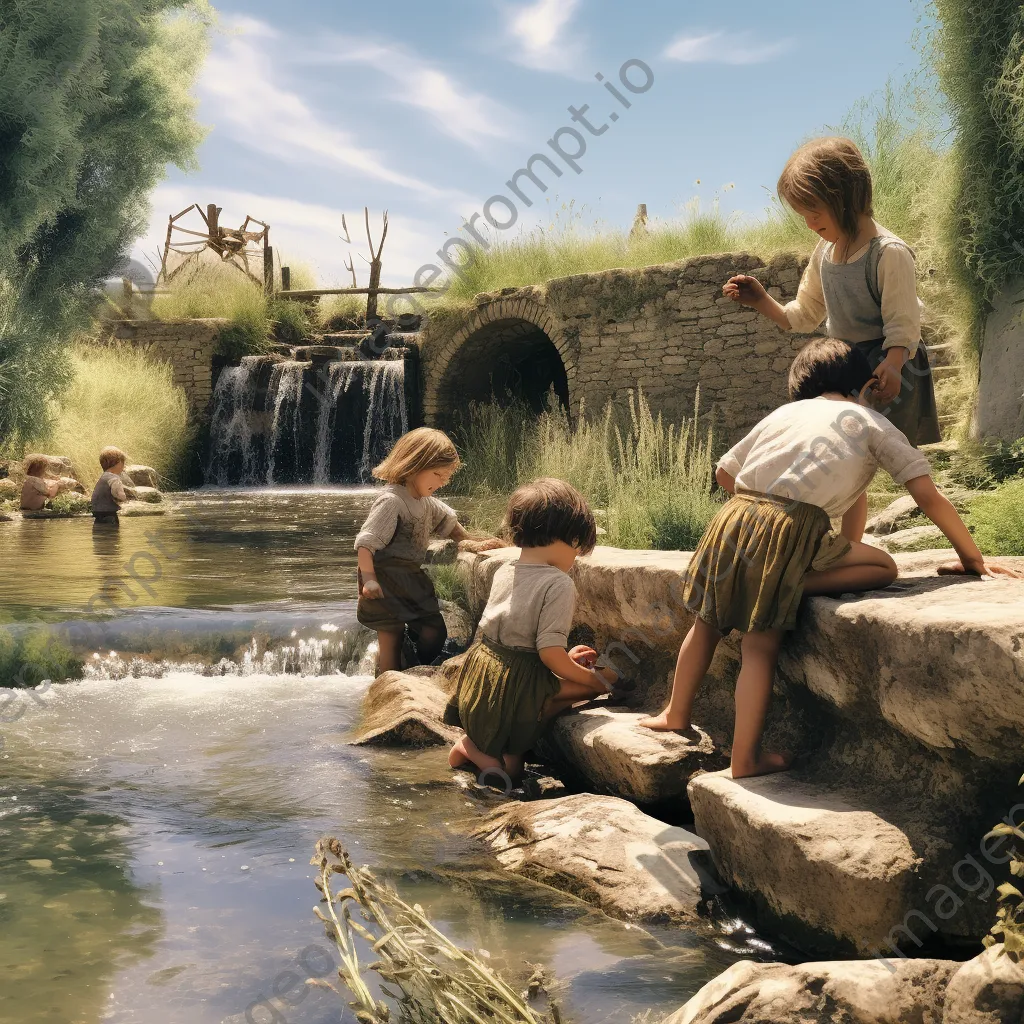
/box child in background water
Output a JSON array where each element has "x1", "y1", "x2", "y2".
[
  {"x1": 723, "y1": 136, "x2": 941, "y2": 541},
  {"x1": 447, "y1": 479, "x2": 622, "y2": 786},
  {"x1": 641, "y1": 338, "x2": 1022, "y2": 778},
  {"x1": 355, "y1": 428, "x2": 503, "y2": 673},
  {"x1": 91, "y1": 446, "x2": 129, "y2": 527},
  {"x1": 20, "y1": 457, "x2": 60, "y2": 511}
]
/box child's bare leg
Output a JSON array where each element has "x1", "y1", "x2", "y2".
[
  {"x1": 731, "y1": 629, "x2": 789, "y2": 778},
  {"x1": 803, "y1": 541, "x2": 898, "y2": 596},
  {"x1": 376, "y1": 630, "x2": 403, "y2": 674},
  {"x1": 640, "y1": 617, "x2": 721, "y2": 732},
  {"x1": 448, "y1": 734, "x2": 506, "y2": 778},
  {"x1": 502, "y1": 753, "x2": 525, "y2": 782},
  {"x1": 448, "y1": 737, "x2": 472, "y2": 768}
]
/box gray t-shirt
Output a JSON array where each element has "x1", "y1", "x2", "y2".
[
  {"x1": 354, "y1": 484, "x2": 458, "y2": 563},
  {"x1": 479, "y1": 562, "x2": 577, "y2": 652},
  {"x1": 91, "y1": 472, "x2": 127, "y2": 514}
]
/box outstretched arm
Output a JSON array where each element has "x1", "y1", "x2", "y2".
[
  {"x1": 539, "y1": 646, "x2": 616, "y2": 691},
  {"x1": 449, "y1": 522, "x2": 507, "y2": 551},
  {"x1": 905, "y1": 476, "x2": 1023, "y2": 578}
]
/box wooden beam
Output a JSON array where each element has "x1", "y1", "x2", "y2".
[{"x1": 278, "y1": 286, "x2": 443, "y2": 299}]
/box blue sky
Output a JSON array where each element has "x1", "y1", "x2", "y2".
[{"x1": 136, "y1": 0, "x2": 930, "y2": 286}]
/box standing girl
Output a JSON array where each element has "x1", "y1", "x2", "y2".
[
  {"x1": 640, "y1": 338, "x2": 1021, "y2": 778},
  {"x1": 355, "y1": 427, "x2": 502, "y2": 674},
  {"x1": 723, "y1": 137, "x2": 941, "y2": 540},
  {"x1": 447, "y1": 479, "x2": 620, "y2": 785}
]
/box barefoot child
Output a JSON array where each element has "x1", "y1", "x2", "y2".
[
  {"x1": 447, "y1": 479, "x2": 620, "y2": 786},
  {"x1": 640, "y1": 338, "x2": 1021, "y2": 778},
  {"x1": 724, "y1": 136, "x2": 941, "y2": 541},
  {"x1": 20, "y1": 457, "x2": 60, "y2": 511},
  {"x1": 355, "y1": 428, "x2": 503, "y2": 674}
]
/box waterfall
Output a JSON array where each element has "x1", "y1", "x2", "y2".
[{"x1": 204, "y1": 356, "x2": 409, "y2": 486}]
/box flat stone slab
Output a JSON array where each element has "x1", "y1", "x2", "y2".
[
  {"x1": 351, "y1": 669, "x2": 460, "y2": 747},
  {"x1": 664, "y1": 956, "x2": 956, "y2": 1024},
  {"x1": 689, "y1": 770, "x2": 922, "y2": 955},
  {"x1": 543, "y1": 707, "x2": 726, "y2": 803},
  {"x1": 472, "y1": 792, "x2": 725, "y2": 924}
]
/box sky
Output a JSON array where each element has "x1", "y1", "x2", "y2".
[{"x1": 134, "y1": 0, "x2": 931, "y2": 288}]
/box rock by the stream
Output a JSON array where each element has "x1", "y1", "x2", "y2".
[
  {"x1": 867, "y1": 523, "x2": 946, "y2": 553},
  {"x1": 540, "y1": 707, "x2": 725, "y2": 803},
  {"x1": 689, "y1": 770, "x2": 924, "y2": 956},
  {"x1": 123, "y1": 465, "x2": 158, "y2": 488},
  {"x1": 0, "y1": 479, "x2": 17, "y2": 500},
  {"x1": 119, "y1": 500, "x2": 166, "y2": 517},
  {"x1": 865, "y1": 494, "x2": 923, "y2": 535},
  {"x1": 663, "y1": 956, "x2": 958, "y2": 1024},
  {"x1": 352, "y1": 669, "x2": 460, "y2": 747},
  {"x1": 942, "y1": 945, "x2": 1024, "y2": 1024},
  {"x1": 129, "y1": 486, "x2": 163, "y2": 504},
  {"x1": 471, "y1": 792, "x2": 725, "y2": 924},
  {"x1": 9, "y1": 454, "x2": 74, "y2": 483}
]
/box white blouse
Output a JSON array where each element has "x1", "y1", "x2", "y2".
[{"x1": 783, "y1": 224, "x2": 922, "y2": 356}]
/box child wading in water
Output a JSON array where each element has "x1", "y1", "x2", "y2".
[
  {"x1": 640, "y1": 338, "x2": 1022, "y2": 777},
  {"x1": 355, "y1": 428, "x2": 502, "y2": 673},
  {"x1": 724, "y1": 137, "x2": 941, "y2": 541},
  {"x1": 447, "y1": 479, "x2": 621, "y2": 785}
]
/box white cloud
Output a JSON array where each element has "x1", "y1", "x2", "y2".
[
  {"x1": 505, "y1": 0, "x2": 585, "y2": 74},
  {"x1": 134, "y1": 185, "x2": 443, "y2": 287},
  {"x1": 200, "y1": 19, "x2": 447, "y2": 198},
  {"x1": 664, "y1": 31, "x2": 792, "y2": 66},
  {"x1": 309, "y1": 37, "x2": 522, "y2": 151}
]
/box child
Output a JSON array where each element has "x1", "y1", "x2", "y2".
[
  {"x1": 355, "y1": 427, "x2": 504, "y2": 673},
  {"x1": 91, "y1": 446, "x2": 129, "y2": 527},
  {"x1": 20, "y1": 457, "x2": 60, "y2": 511},
  {"x1": 640, "y1": 338, "x2": 1021, "y2": 778},
  {"x1": 723, "y1": 137, "x2": 941, "y2": 541},
  {"x1": 447, "y1": 478, "x2": 621, "y2": 785}
]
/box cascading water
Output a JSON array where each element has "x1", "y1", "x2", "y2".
[{"x1": 204, "y1": 354, "x2": 409, "y2": 486}]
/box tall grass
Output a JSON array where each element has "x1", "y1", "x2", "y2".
[
  {"x1": 37, "y1": 344, "x2": 192, "y2": 488},
  {"x1": 449, "y1": 389, "x2": 721, "y2": 551}
]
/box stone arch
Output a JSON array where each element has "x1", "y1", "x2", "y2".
[{"x1": 422, "y1": 295, "x2": 574, "y2": 426}]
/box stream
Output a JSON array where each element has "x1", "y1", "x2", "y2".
[{"x1": 0, "y1": 489, "x2": 759, "y2": 1024}]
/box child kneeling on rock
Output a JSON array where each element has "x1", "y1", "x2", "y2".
[
  {"x1": 640, "y1": 337, "x2": 1022, "y2": 778},
  {"x1": 447, "y1": 479, "x2": 623, "y2": 787}
]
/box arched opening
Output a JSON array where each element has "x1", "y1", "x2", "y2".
[{"x1": 436, "y1": 318, "x2": 569, "y2": 423}]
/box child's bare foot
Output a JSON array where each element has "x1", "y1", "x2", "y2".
[
  {"x1": 730, "y1": 750, "x2": 792, "y2": 779},
  {"x1": 638, "y1": 711, "x2": 697, "y2": 737}
]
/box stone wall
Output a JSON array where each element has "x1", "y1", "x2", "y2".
[
  {"x1": 418, "y1": 252, "x2": 807, "y2": 445},
  {"x1": 103, "y1": 318, "x2": 227, "y2": 414},
  {"x1": 979, "y1": 278, "x2": 1024, "y2": 442}
]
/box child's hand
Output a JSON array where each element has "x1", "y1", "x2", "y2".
[
  {"x1": 938, "y1": 559, "x2": 1024, "y2": 580},
  {"x1": 568, "y1": 645, "x2": 597, "y2": 668},
  {"x1": 458, "y1": 537, "x2": 508, "y2": 553},
  {"x1": 723, "y1": 275, "x2": 768, "y2": 307},
  {"x1": 361, "y1": 579, "x2": 384, "y2": 599},
  {"x1": 872, "y1": 351, "x2": 906, "y2": 402}
]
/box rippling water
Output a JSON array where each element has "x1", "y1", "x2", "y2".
[{"x1": 0, "y1": 490, "x2": 751, "y2": 1023}]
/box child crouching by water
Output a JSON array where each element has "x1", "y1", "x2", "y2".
[
  {"x1": 447, "y1": 479, "x2": 621, "y2": 786},
  {"x1": 355, "y1": 428, "x2": 504, "y2": 674},
  {"x1": 640, "y1": 338, "x2": 1022, "y2": 777}
]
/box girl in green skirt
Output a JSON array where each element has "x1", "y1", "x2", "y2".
[
  {"x1": 447, "y1": 479, "x2": 619, "y2": 785},
  {"x1": 640, "y1": 338, "x2": 1021, "y2": 778}
]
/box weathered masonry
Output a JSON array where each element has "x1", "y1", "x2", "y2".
[{"x1": 417, "y1": 252, "x2": 807, "y2": 444}]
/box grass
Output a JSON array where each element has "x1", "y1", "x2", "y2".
[
  {"x1": 448, "y1": 389, "x2": 722, "y2": 551},
  {"x1": 0, "y1": 627, "x2": 84, "y2": 687},
  {"x1": 426, "y1": 563, "x2": 468, "y2": 605},
  {"x1": 969, "y1": 478, "x2": 1024, "y2": 556},
  {"x1": 32, "y1": 343, "x2": 192, "y2": 489}
]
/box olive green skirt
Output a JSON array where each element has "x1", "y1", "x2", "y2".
[
  {"x1": 681, "y1": 491, "x2": 851, "y2": 635},
  {"x1": 443, "y1": 635, "x2": 560, "y2": 759}
]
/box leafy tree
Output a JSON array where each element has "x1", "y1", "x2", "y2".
[{"x1": 0, "y1": 0, "x2": 210, "y2": 443}]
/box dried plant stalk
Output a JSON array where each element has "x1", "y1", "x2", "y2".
[{"x1": 311, "y1": 837, "x2": 561, "y2": 1024}]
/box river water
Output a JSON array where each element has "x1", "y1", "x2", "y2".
[{"x1": 0, "y1": 490, "x2": 759, "y2": 1024}]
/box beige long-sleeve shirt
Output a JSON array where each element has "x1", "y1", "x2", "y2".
[{"x1": 783, "y1": 224, "x2": 922, "y2": 356}]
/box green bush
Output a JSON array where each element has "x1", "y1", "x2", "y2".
[
  {"x1": 968, "y1": 478, "x2": 1024, "y2": 556},
  {"x1": 0, "y1": 627, "x2": 84, "y2": 687},
  {"x1": 426, "y1": 564, "x2": 468, "y2": 606}
]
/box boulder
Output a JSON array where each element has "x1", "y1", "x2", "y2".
[
  {"x1": 130, "y1": 486, "x2": 163, "y2": 504},
  {"x1": 471, "y1": 792, "x2": 725, "y2": 924},
  {"x1": 869, "y1": 524, "x2": 946, "y2": 553},
  {"x1": 57, "y1": 476, "x2": 85, "y2": 495},
  {"x1": 663, "y1": 957, "x2": 956, "y2": 1024},
  {"x1": 865, "y1": 494, "x2": 924, "y2": 535},
  {"x1": 0, "y1": 479, "x2": 17, "y2": 500},
  {"x1": 943, "y1": 945, "x2": 1024, "y2": 1024},
  {"x1": 11, "y1": 454, "x2": 74, "y2": 483},
  {"x1": 541, "y1": 707, "x2": 726, "y2": 803},
  {"x1": 351, "y1": 669, "x2": 460, "y2": 747},
  {"x1": 119, "y1": 501, "x2": 166, "y2": 517},
  {"x1": 688, "y1": 771, "x2": 922, "y2": 955},
  {"x1": 124, "y1": 465, "x2": 158, "y2": 488}
]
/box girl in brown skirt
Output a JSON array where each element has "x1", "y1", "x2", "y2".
[
  {"x1": 640, "y1": 338, "x2": 1021, "y2": 778},
  {"x1": 724, "y1": 136, "x2": 941, "y2": 542},
  {"x1": 447, "y1": 479, "x2": 620, "y2": 786},
  {"x1": 355, "y1": 428, "x2": 504, "y2": 673}
]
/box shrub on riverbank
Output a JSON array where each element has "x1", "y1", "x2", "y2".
[
  {"x1": 0, "y1": 627, "x2": 83, "y2": 687},
  {"x1": 449, "y1": 390, "x2": 722, "y2": 551},
  {"x1": 38, "y1": 344, "x2": 192, "y2": 488}
]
